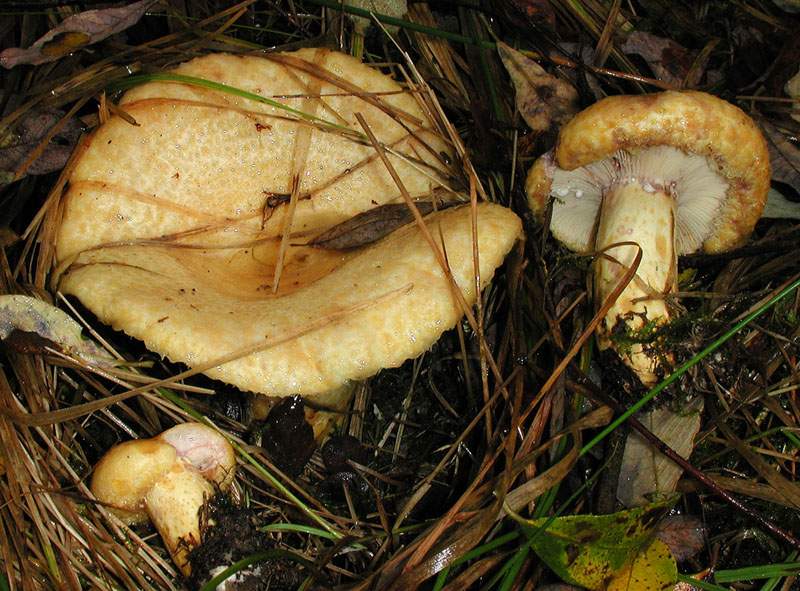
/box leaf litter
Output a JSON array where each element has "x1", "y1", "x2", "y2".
[
  {"x1": 1, "y1": 2, "x2": 800, "y2": 590},
  {"x1": 0, "y1": 0, "x2": 157, "y2": 68},
  {"x1": 0, "y1": 108, "x2": 82, "y2": 184},
  {"x1": 498, "y1": 41, "x2": 579, "y2": 133}
]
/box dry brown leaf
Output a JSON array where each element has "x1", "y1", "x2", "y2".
[
  {"x1": 617, "y1": 398, "x2": 703, "y2": 507},
  {"x1": 0, "y1": 0, "x2": 157, "y2": 68},
  {"x1": 308, "y1": 202, "x2": 437, "y2": 250},
  {"x1": 655, "y1": 515, "x2": 705, "y2": 562},
  {"x1": 0, "y1": 109, "x2": 82, "y2": 184},
  {"x1": 761, "y1": 119, "x2": 800, "y2": 191},
  {"x1": 621, "y1": 31, "x2": 707, "y2": 87},
  {"x1": 497, "y1": 42, "x2": 578, "y2": 132}
]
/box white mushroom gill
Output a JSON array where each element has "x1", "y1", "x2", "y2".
[{"x1": 548, "y1": 146, "x2": 729, "y2": 384}]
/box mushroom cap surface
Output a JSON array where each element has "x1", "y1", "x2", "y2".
[
  {"x1": 56, "y1": 50, "x2": 522, "y2": 399},
  {"x1": 57, "y1": 49, "x2": 453, "y2": 261},
  {"x1": 526, "y1": 90, "x2": 770, "y2": 254},
  {"x1": 90, "y1": 438, "x2": 178, "y2": 524},
  {"x1": 60, "y1": 203, "x2": 520, "y2": 397}
]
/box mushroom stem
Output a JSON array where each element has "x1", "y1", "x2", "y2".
[
  {"x1": 145, "y1": 460, "x2": 215, "y2": 576},
  {"x1": 593, "y1": 181, "x2": 677, "y2": 385}
]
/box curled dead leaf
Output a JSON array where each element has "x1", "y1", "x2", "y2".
[{"x1": 308, "y1": 201, "x2": 439, "y2": 250}]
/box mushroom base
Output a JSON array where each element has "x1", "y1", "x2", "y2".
[{"x1": 594, "y1": 181, "x2": 678, "y2": 386}]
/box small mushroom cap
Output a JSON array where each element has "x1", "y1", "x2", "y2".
[
  {"x1": 90, "y1": 438, "x2": 178, "y2": 524},
  {"x1": 157, "y1": 423, "x2": 236, "y2": 490},
  {"x1": 526, "y1": 90, "x2": 770, "y2": 254},
  {"x1": 91, "y1": 423, "x2": 236, "y2": 525},
  {"x1": 55, "y1": 50, "x2": 522, "y2": 400}
]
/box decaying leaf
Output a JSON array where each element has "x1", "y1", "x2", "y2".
[
  {"x1": 308, "y1": 201, "x2": 437, "y2": 250},
  {"x1": 617, "y1": 398, "x2": 703, "y2": 507},
  {"x1": 497, "y1": 42, "x2": 578, "y2": 132},
  {"x1": 784, "y1": 66, "x2": 800, "y2": 122},
  {"x1": 510, "y1": 0, "x2": 556, "y2": 29},
  {"x1": 761, "y1": 120, "x2": 800, "y2": 194},
  {"x1": 0, "y1": 0, "x2": 157, "y2": 68},
  {"x1": 608, "y1": 538, "x2": 676, "y2": 591},
  {"x1": 0, "y1": 108, "x2": 82, "y2": 184},
  {"x1": 620, "y1": 31, "x2": 709, "y2": 87},
  {"x1": 345, "y1": 0, "x2": 407, "y2": 35},
  {"x1": 773, "y1": 0, "x2": 800, "y2": 13},
  {"x1": 655, "y1": 515, "x2": 705, "y2": 562},
  {"x1": 0, "y1": 295, "x2": 113, "y2": 366},
  {"x1": 524, "y1": 497, "x2": 678, "y2": 590},
  {"x1": 763, "y1": 188, "x2": 800, "y2": 219}
]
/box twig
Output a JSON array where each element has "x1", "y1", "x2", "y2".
[{"x1": 570, "y1": 373, "x2": 800, "y2": 550}]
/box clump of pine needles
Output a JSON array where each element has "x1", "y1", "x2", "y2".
[{"x1": 1, "y1": 2, "x2": 800, "y2": 590}]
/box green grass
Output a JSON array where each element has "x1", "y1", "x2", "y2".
[{"x1": 714, "y1": 562, "x2": 800, "y2": 583}]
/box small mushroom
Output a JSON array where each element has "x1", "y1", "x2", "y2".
[
  {"x1": 55, "y1": 50, "x2": 522, "y2": 426},
  {"x1": 91, "y1": 423, "x2": 236, "y2": 575},
  {"x1": 526, "y1": 91, "x2": 770, "y2": 385}
]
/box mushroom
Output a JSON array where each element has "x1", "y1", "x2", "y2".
[
  {"x1": 526, "y1": 90, "x2": 770, "y2": 385},
  {"x1": 55, "y1": 50, "x2": 521, "y2": 429},
  {"x1": 91, "y1": 422, "x2": 236, "y2": 575}
]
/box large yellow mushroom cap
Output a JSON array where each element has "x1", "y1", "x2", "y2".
[{"x1": 55, "y1": 49, "x2": 522, "y2": 400}]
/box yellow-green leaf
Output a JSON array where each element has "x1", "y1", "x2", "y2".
[
  {"x1": 524, "y1": 498, "x2": 678, "y2": 590},
  {"x1": 608, "y1": 538, "x2": 677, "y2": 591}
]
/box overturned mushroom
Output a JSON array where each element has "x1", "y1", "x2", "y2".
[
  {"x1": 526, "y1": 91, "x2": 770, "y2": 385},
  {"x1": 91, "y1": 422, "x2": 236, "y2": 575},
  {"x1": 55, "y1": 50, "x2": 521, "y2": 431}
]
